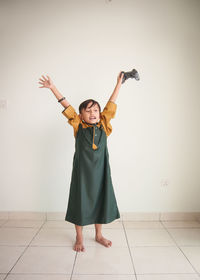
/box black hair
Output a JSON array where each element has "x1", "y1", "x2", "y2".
[{"x1": 79, "y1": 99, "x2": 101, "y2": 114}]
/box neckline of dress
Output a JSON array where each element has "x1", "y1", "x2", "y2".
[{"x1": 82, "y1": 120, "x2": 100, "y2": 126}]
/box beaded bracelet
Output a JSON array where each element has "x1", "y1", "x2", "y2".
[{"x1": 58, "y1": 97, "x2": 66, "y2": 102}]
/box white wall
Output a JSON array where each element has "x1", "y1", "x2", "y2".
[{"x1": 0, "y1": 0, "x2": 200, "y2": 212}]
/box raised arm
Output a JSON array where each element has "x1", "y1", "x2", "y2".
[
  {"x1": 38, "y1": 75, "x2": 70, "y2": 109},
  {"x1": 108, "y1": 71, "x2": 124, "y2": 103}
]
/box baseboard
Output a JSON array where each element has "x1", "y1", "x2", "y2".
[{"x1": 0, "y1": 211, "x2": 200, "y2": 221}]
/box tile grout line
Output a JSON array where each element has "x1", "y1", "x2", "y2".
[
  {"x1": 122, "y1": 220, "x2": 138, "y2": 280},
  {"x1": 160, "y1": 219, "x2": 200, "y2": 275},
  {"x1": 70, "y1": 251, "x2": 78, "y2": 280},
  {"x1": 0, "y1": 219, "x2": 10, "y2": 228},
  {"x1": 68, "y1": 221, "x2": 77, "y2": 280}
]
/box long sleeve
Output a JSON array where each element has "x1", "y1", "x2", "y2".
[
  {"x1": 62, "y1": 105, "x2": 81, "y2": 137},
  {"x1": 100, "y1": 100, "x2": 117, "y2": 136}
]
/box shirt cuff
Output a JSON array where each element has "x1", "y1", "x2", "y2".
[
  {"x1": 105, "y1": 100, "x2": 117, "y2": 111},
  {"x1": 62, "y1": 105, "x2": 76, "y2": 119}
]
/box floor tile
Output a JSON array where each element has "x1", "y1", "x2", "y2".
[
  {"x1": 162, "y1": 221, "x2": 200, "y2": 228},
  {"x1": 160, "y1": 213, "x2": 197, "y2": 221},
  {"x1": 130, "y1": 246, "x2": 195, "y2": 274},
  {"x1": 30, "y1": 228, "x2": 75, "y2": 246},
  {"x1": 125, "y1": 229, "x2": 176, "y2": 246},
  {"x1": 137, "y1": 274, "x2": 200, "y2": 279},
  {"x1": 122, "y1": 212, "x2": 159, "y2": 221},
  {"x1": 123, "y1": 221, "x2": 164, "y2": 229},
  {"x1": 6, "y1": 274, "x2": 71, "y2": 280},
  {"x1": 168, "y1": 229, "x2": 200, "y2": 246},
  {"x1": 2, "y1": 220, "x2": 44, "y2": 228},
  {"x1": 81, "y1": 220, "x2": 123, "y2": 229},
  {"x1": 42, "y1": 220, "x2": 123, "y2": 229},
  {"x1": 181, "y1": 246, "x2": 200, "y2": 273},
  {"x1": 42, "y1": 221, "x2": 74, "y2": 229},
  {"x1": 0, "y1": 228, "x2": 39, "y2": 246},
  {"x1": 46, "y1": 212, "x2": 65, "y2": 221},
  {"x1": 72, "y1": 275, "x2": 136, "y2": 280},
  {"x1": 9, "y1": 212, "x2": 46, "y2": 221},
  {"x1": 1, "y1": 219, "x2": 200, "y2": 279},
  {"x1": 0, "y1": 220, "x2": 8, "y2": 226},
  {"x1": 101, "y1": 220, "x2": 123, "y2": 229},
  {"x1": 11, "y1": 246, "x2": 75, "y2": 274},
  {"x1": 0, "y1": 212, "x2": 9, "y2": 219},
  {"x1": 73, "y1": 246, "x2": 134, "y2": 274},
  {"x1": 0, "y1": 246, "x2": 26, "y2": 273}
]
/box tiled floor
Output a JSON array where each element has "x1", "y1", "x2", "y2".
[{"x1": 0, "y1": 219, "x2": 200, "y2": 280}]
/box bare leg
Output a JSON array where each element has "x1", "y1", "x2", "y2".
[
  {"x1": 95, "y1": 223, "x2": 112, "y2": 247},
  {"x1": 73, "y1": 224, "x2": 85, "y2": 252}
]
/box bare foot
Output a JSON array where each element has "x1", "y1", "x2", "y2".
[
  {"x1": 95, "y1": 235, "x2": 112, "y2": 247},
  {"x1": 73, "y1": 236, "x2": 85, "y2": 252}
]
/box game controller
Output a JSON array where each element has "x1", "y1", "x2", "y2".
[{"x1": 120, "y1": 69, "x2": 140, "y2": 83}]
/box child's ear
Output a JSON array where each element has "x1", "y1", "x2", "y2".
[{"x1": 79, "y1": 114, "x2": 82, "y2": 120}]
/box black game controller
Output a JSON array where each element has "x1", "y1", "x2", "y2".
[{"x1": 120, "y1": 69, "x2": 140, "y2": 83}]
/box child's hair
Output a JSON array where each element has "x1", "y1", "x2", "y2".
[{"x1": 79, "y1": 99, "x2": 101, "y2": 114}]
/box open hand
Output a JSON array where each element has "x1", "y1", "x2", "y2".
[
  {"x1": 117, "y1": 71, "x2": 124, "y2": 85},
  {"x1": 38, "y1": 75, "x2": 54, "y2": 89}
]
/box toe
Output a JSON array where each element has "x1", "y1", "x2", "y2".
[{"x1": 76, "y1": 246, "x2": 79, "y2": 252}]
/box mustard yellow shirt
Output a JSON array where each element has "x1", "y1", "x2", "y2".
[{"x1": 62, "y1": 100, "x2": 117, "y2": 138}]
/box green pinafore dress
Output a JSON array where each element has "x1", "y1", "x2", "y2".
[{"x1": 62, "y1": 101, "x2": 120, "y2": 226}]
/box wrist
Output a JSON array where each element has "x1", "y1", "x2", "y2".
[{"x1": 49, "y1": 84, "x2": 55, "y2": 90}]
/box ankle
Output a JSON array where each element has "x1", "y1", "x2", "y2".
[
  {"x1": 76, "y1": 234, "x2": 83, "y2": 239},
  {"x1": 95, "y1": 233, "x2": 102, "y2": 238}
]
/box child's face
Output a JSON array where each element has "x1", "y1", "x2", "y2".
[{"x1": 79, "y1": 102, "x2": 100, "y2": 124}]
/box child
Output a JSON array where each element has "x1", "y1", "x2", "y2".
[{"x1": 38, "y1": 71, "x2": 124, "y2": 252}]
